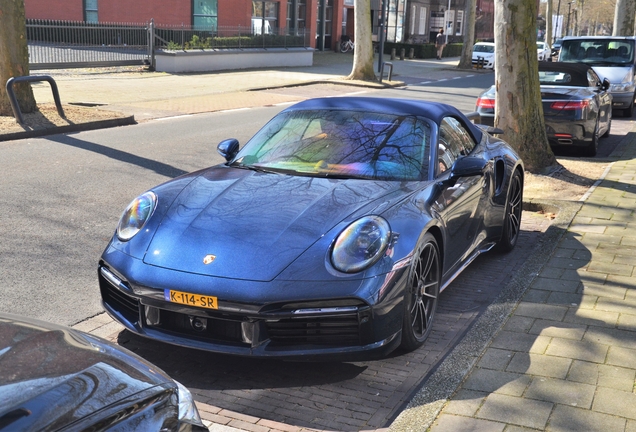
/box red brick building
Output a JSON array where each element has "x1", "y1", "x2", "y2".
[{"x1": 24, "y1": 0, "x2": 492, "y2": 51}]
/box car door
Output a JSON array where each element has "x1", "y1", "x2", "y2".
[
  {"x1": 588, "y1": 68, "x2": 612, "y2": 128},
  {"x1": 431, "y1": 117, "x2": 486, "y2": 279}
]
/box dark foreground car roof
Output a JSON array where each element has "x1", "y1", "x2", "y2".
[
  {"x1": 285, "y1": 97, "x2": 484, "y2": 143},
  {"x1": 0, "y1": 313, "x2": 188, "y2": 431}
]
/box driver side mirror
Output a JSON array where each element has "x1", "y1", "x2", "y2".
[
  {"x1": 601, "y1": 78, "x2": 611, "y2": 91},
  {"x1": 449, "y1": 156, "x2": 487, "y2": 181},
  {"x1": 217, "y1": 138, "x2": 240, "y2": 162}
]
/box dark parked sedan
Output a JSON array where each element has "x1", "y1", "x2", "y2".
[
  {"x1": 476, "y1": 62, "x2": 612, "y2": 156},
  {"x1": 0, "y1": 313, "x2": 207, "y2": 431},
  {"x1": 98, "y1": 97, "x2": 524, "y2": 361}
]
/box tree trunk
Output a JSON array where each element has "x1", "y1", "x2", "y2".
[
  {"x1": 494, "y1": 0, "x2": 557, "y2": 173},
  {"x1": 346, "y1": 0, "x2": 377, "y2": 81},
  {"x1": 613, "y1": 0, "x2": 636, "y2": 36},
  {"x1": 0, "y1": 0, "x2": 37, "y2": 116},
  {"x1": 457, "y1": 0, "x2": 477, "y2": 69}
]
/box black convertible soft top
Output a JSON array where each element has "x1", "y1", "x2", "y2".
[{"x1": 538, "y1": 61, "x2": 597, "y2": 87}]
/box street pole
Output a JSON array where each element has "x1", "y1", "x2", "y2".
[
  {"x1": 446, "y1": 0, "x2": 452, "y2": 44},
  {"x1": 377, "y1": 0, "x2": 386, "y2": 72}
]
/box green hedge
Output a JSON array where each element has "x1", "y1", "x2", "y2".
[{"x1": 382, "y1": 42, "x2": 463, "y2": 59}]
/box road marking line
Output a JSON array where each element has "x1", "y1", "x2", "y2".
[{"x1": 154, "y1": 115, "x2": 193, "y2": 121}]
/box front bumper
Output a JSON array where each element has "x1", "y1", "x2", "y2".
[
  {"x1": 98, "y1": 259, "x2": 405, "y2": 361},
  {"x1": 610, "y1": 90, "x2": 635, "y2": 109}
]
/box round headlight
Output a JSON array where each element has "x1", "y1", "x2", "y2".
[
  {"x1": 116, "y1": 191, "x2": 157, "y2": 241},
  {"x1": 331, "y1": 216, "x2": 391, "y2": 273}
]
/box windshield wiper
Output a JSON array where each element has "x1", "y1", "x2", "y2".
[{"x1": 229, "y1": 163, "x2": 281, "y2": 174}]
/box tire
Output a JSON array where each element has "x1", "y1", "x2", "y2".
[
  {"x1": 400, "y1": 234, "x2": 440, "y2": 352},
  {"x1": 495, "y1": 170, "x2": 523, "y2": 253},
  {"x1": 623, "y1": 99, "x2": 634, "y2": 118},
  {"x1": 583, "y1": 122, "x2": 599, "y2": 157},
  {"x1": 340, "y1": 42, "x2": 349, "y2": 53},
  {"x1": 602, "y1": 117, "x2": 612, "y2": 138}
]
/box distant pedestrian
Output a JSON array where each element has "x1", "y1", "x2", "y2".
[{"x1": 435, "y1": 28, "x2": 446, "y2": 60}]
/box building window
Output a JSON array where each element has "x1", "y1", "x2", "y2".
[
  {"x1": 84, "y1": 0, "x2": 98, "y2": 22},
  {"x1": 410, "y1": 5, "x2": 427, "y2": 36},
  {"x1": 193, "y1": 0, "x2": 218, "y2": 30},
  {"x1": 287, "y1": 0, "x2": 306, "y2": 33},
  {"x1": 253, "y1": 1, "x2": 279, "y2": 34}
]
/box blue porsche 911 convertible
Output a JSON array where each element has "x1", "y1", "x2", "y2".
[{"x1": 98, "y1": 97, "x2": 524, "y2": 361}]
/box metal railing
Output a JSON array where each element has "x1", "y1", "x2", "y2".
[{"x1": 27, "y1": 19, "x2": 311, "y2": 70}]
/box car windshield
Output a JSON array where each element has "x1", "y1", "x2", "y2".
[
  {"x1": 232, "y1": 109, "x2": 431, "y2": 181},
  {"x1": 560, "y1": 38, "x2": 634, "y2": 65},
  {"x1": 473, "y1": 44, "x2": 494, "y2": 53},
  {"x1": 537, "y1": 42, "x2": 546, "y2": 50}
]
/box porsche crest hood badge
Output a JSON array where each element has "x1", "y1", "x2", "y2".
[{"x1": 203, "y1": 255, "x2": 216, "y2": 265}]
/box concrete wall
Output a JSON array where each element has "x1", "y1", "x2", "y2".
[{"x1": 155, "y1": 48, "x2": 314, "y2": 73}]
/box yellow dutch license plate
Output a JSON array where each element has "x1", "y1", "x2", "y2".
[{"x1": 165, "y1": 289, "x2": 218, "y2": 309}]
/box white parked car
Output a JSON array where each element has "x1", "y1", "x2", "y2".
[
  {"x1": 472, "y1": 42, "x2": 495, "y2": 69},
  {"x1": 537, "y1": 41, "x2": 551, "y2": 61}
]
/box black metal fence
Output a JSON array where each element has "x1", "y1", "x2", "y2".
[{"x1": 27, "y1": 19, "x2": 311, "y2": 70}]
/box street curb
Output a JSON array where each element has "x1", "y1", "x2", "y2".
[
  {"x1": 247, "y1": 78, "x2": 407, "y2": 92},
  {"x1": 0, "y1": 115, "x2": 136, "y2": 142},
  {"x1": 389, "y1": 199, "x2": 582, "y2": 432}
]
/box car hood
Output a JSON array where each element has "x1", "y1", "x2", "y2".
[
  {"x1": 143, "y1": 167, "x2": 406, "y2": 281},
  {"x1": 592, "y1": 65, "x2": 633, "y2": 84},
  {"x1": 0, "y1": 313, "x2": 172, "y2": 431}
]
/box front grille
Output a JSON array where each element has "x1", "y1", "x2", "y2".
[
  {"x1": 266, "y1": 313, "x2": 362, "y2": 346},
  {"x1": 152, "y1": 309, "x2": 246, "y2": 344},
  {"x1": 100, "y1": 282, "x2": 140, "y2": 323}
]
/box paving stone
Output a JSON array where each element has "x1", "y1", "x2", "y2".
[
  {"x1": 563, "y1": 308, "x2": 619, "y2": 327},
  {"x1": 545, "y1": 337, "x2": 609, "y2": 363},
  {"x1": 578, "y1": 281, "x2": 628, "y2": 299},
  {"x1": 530, "y1": 277, "x2": 580, "y2": 293},
  {"x1": 490, "y1": 330, "x2": 551, "y2": 354},
  {"x1": 502, "y1": 315, "x2": 535, "y2": 333},
  {"x1": 430, "y1": 413, "x2": 505, "y2": 432},
  {"x1": 618, "y1": 312, "x2": 636, "y2": 330},
  {"x1": 506, "y1": 353, "x2": 572, "y2": 379},
  {"x1": 584, "y1": 327, "x2": 636, "y2": 350},
  {"x1": 441, "y1": 390, "x2": 487, "y2": 417},
  {"x1": 606, "y1": 346, "x2": 636, "y2": 369},
  {"x1": 596, "y1": 297, "x2": 636, "y2": 315},
  {"x1": 476, "y1": 348, "x2": 514, "y2": 371},
  {"x1": 462, "y1": 368, "x2": 531, "y2": 397},
  {"x1": 546, "y1": 405, "x2": 627, "y2": 432},
  {"x1": 567, "y1": 360, "x2": 599, "y2": 385},
  {"x1": 525, "y1": 377, "x2": 595, "y2": 408},
  {"x1": 475, "y1": 393, "x2": 552, "y2": 429},
  {"x1": 546, "y1": 291, "x2": 587, "y2": 308},
  {"x1": 528, "y1": 319, "x2": 586, "y2": 340},
  {"x1": 513, "y1": 302, "x2": 568, "y2": 321},
  {"x1": 597, "y1": 364, "x2": 636, "y2": 392},
  {"x1": 592, "y1": 386, "x2": 636, "y2": 420}
]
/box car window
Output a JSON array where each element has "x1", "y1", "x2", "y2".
[
  {"x1": 236, "y1": 109, "x2": 431, "y2": 181},
  {"x1": 473, "y1": 44, "x2": 494, "y2": 53},
  {"x1": 560, "y1": 38, "x2": 635, "y2": 65},
  {"x1": 437, "y1": 117, "x2": 476, "y2": 175},
  {"x1": 538, "y1": 69, "x2": 588, "y2": 87}
]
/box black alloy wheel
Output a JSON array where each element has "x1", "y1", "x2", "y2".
[
  {"x1": 602, "y1": 117, "x2": 612, "y2": 138},
  {"x1": 583, "y1": 121, "x2": 599, "y2": 157},
  {"x1": 496, "y1": 170, "x2": 523, "y2": 253},
  {"x1": 400, "y1": 233, "x2": 440, "y2": 352}
]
